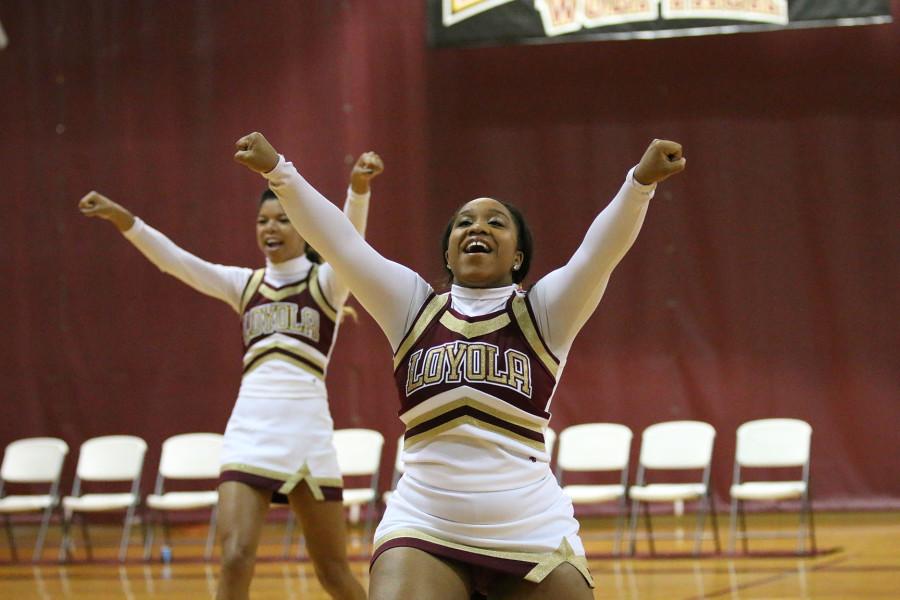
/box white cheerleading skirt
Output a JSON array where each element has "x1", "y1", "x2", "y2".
[
  {"x1": 218, "y1": 366, "x2": 343, "y2": 502},
  {"x1": 372, "y1": 469, "x2": 593, "y2": 585}
]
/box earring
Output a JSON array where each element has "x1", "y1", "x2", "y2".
[{"x1": 513, "y1": 264, "x2": 520, "y2": 271}]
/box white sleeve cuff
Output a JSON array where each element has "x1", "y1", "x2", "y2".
[
  {"x1": 121, "y1": 216, "x2": 144, "y2": 238},
  {"x1": 347, "y1": 185, "x2": 371, "y2": 203},
  {"x1": 262, "y1": 154, "x2": 286, "y2": 179},
  {"x1": 627, "y1": 166, "x2": 657, "y2": 198}
]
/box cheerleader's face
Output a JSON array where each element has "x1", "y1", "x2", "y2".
[
  {"x1": 256, "y1": 199, "x2": 305, "y2": 263},
  {"x1": 445, "y1": 198, "x2": 523, "y2": 288}
]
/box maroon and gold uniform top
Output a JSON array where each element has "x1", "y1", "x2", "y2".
[
  {"x1": 239, "y1": 264, "x2": 339, "y2": 381},
  {"x1": 393, "y1": 291, "x2": 560, "y2": 455}
]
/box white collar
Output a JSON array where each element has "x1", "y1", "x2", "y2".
[
  {"x1": 450, "y1": 283, "x2": 517, "y2": 301},
  {"x1": 265, "y1": 254, "x2": 312, "y2": 278}
]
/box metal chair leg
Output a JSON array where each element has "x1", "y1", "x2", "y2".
[
  {"x1": 3, "y1": 514, "x2": 19, "y2": 562},
  {"x1": 728, "y1": 497, "x2": 739, "y2": 554},
  {"x1": 709, "y1": 493, "x2": 721, "y2": 554},
  {"x1": 143, "y1": 511, "x2": 156, "y2": 561},
  {"x1": 80, "y1": 514, "x2": 94, "y2": 561},
  {"x1": 807, "y1": 499, "x2": 817, "y2": 554},
  {"x1": 738, "y1": 500, "x2": 749, "y2": 554},
  {"x1": 693, "y1": 497, "x2": 707, "y2": 556},
  {"x1": 642, "y1": 501, "x2": 656, "y2": 556},
  {"x1": 613, "y1": 495, "x2": 627, "y2": 556},
  {"x1": 161, "y1": 513, "x2": 172, "y2": 547},
  {"x1": 204, "y1": 505, "x2": 218, "y2": 561},
  {"x1": 119, "y1": 505, "x2": 136, "y2": 562},
  {"x1": 32, "y1": 505, "x2": 55, "y2": 562},
  {"x1": 628, "y1": 498, "x2": 640, "y2": 555},
  {"x1": 801, "y1": 493, "x2": 817, "y2": 555},
  {"x1": 57, "y1": 511, "x2": 72, "y2": 562}
]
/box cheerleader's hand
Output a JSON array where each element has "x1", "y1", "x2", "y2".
[
  {"x1": 633, "y1": 139, "x2": 686, "y2": 185},
  {"x1": 78, "y1": 191, "x2": 135, "y2": 231},
  {"x1": 234, "y1": 132, "x2": 280, "y2": 174},
  {"x1": 350, "y1": 151, "x2": 384, "y2": 194}
]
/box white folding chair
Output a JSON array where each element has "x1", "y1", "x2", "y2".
[
  {"x1": 381, "y1": 434, "x2": 405, "y2": 507},
  {"x1": 555, "y1": 423, "x2": 632, "y2": 555},
  {"x1": 628, "y1": 421, "x2": 720, "y2": 556},
  {"x1": 282, "y1": 429, "x2": 385, "y2": 556},
  {"x1": 334, "y1": 428, "x2": 384, "y2": 548},
  {"x1": 143, "y1": 433, "x2": 223, "y2": 561},
  {"x1": 0, "y1": 437, "x2": 69, "y2": 561},
  {"x1": 729, "y1": 418, "x2": 815, "y2": 554},
  {"x1": 59, "y1": 435, "x2": 147, "y2": 562}
]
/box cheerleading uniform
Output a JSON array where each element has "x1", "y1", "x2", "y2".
[
  {"x1": 264, "y1": 155, "x2": 655, "y2": 580},
  {"x1": 121, "y1": 188, "x2": 369, "y2": 501}
]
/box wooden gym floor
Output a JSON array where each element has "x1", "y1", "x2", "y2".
[{"x1": 0, "y1": 511, "x2": 897, "y2": 599}]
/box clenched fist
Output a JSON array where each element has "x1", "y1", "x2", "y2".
[
  {"x1": 78, "y1": 191, "x2": 135, "y2": 232},
  {"x1": 234, "y1": 132, "x2": 280, "y2": 174},
  {"x1": 350, "y1": 151, "x2": 385, "y2": 195},
  {"x1": 633, "y1": 139, "x2": 686, "y2": 185}
]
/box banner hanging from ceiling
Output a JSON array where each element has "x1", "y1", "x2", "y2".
[{"x1": 428, "y1": 0, "x2": 893, "y2": 47}]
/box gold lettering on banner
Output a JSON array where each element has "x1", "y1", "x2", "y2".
[
  {"x1": 405, "y1": 341, "x2": 533, "y2": 398},
  {"x1": 661, "y1": 0, "x2": 787, "y2": 24},
  {"x1": 539, "y1": 0, "x2": 579, "y2": 25},
  {"x1": 242, "y1": 302, "x2": 320, "y2": 344},
  {"x1": 584, "y1": 0, "x2": 654, "y2": 20},
  {"x1": 443, "y1": 0, "x2": 518, "y2": 26},
  {"x1": 537, "y1": 0, "x2": 658, "y2": 35},
  {"x1": 443, "y1": 0, "x2": 788, "y2": 37}
]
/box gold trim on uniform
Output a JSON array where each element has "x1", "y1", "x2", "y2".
[
  {"x1": 308, "y1": 265, "x2": 338, "y2": 322},
  {"x1": 404, "y1": 396, "x2": 544, "y2": 434},
  {"x1": 220, "y1": 462, "x2": 343, "y2": 501},
  {"x1": 258, "y1": 281, "x2": 308, "y2": 302},
  {"x1": 405, "y1": 415, "x2": 546, "y2": 453},
  {"x1": 279, "y1": 464, "x2": 343, "y2": 500},
  {"x1": 511, "y1": 296, "x2": 559, "y2": 377},
  {"x1": 524, "y1": 537, "x2": 593, "y2": 586},
  {"x1": 242, "y1": 350, "x2": 325, "y2": 380},
  {"x1": 393, "y1": 293, "x2": 451, "y2": 369},
  {"x1": 373, "y1": 528, "x2": 594, "y2": 586},
  {"x1": 243, "y1": 340, "x2": 326, "y2": 369},
  {"x1": 220, "y1": 462, "x2": 292, "y2": 482},
  {"x1": 438, "y1": 311, "x2": 511, "y2": 339},
  {"x1": 239, "y1": 269, "x2": 266, "y2": 313}
]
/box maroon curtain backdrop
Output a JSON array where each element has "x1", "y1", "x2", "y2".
[{"x1": 1, "y1": 1, "x2": 897, "y2": 509}]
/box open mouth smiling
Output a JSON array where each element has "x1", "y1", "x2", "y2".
[{"x1": 463, "y1": 239, "x2": 491, "y2": 254}]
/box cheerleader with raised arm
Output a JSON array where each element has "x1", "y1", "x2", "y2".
[
  {"x1": 235, "y1": 133, "x2": 684, "y2": 599},
  {"x1": 79, "y1": 152, "x2": 383, "y2": 600}
]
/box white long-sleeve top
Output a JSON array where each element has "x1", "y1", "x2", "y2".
[
  {"x1": 120, "y1": 189, "x2": 370, "y2": 399},
  {"x1": 264, "y1": 156, "x2": 655, "y2": 370}
]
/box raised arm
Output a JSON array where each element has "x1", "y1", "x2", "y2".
[
  {"x1": 234, "y1": 132, "x2": 431, "y2": 348},
  {"x1": 530, "y1": 139, "x2": 686, "y2": 355},
  {"x1": 316, "y1": 152, "x2": 384, "y2": 309},
  {"x1": 78, "y1": 191, "x2": 251, "y2": 312}
]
